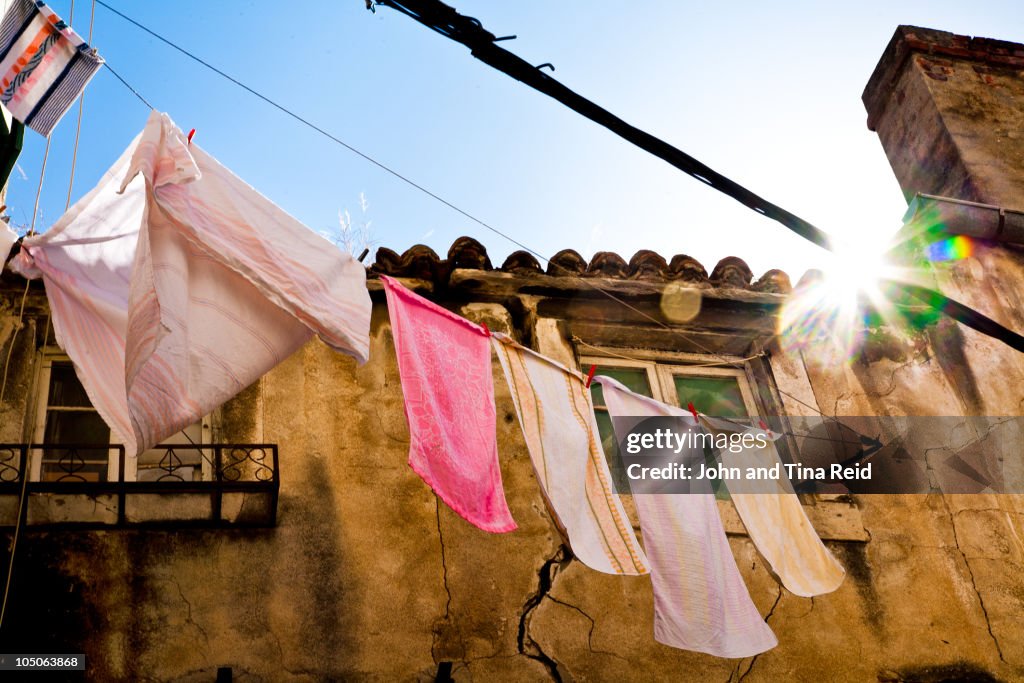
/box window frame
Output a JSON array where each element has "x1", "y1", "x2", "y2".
[
  {"x1": 31, "y1": 352, "x2": 120, "y2": 482},
  {"x1": 584, "y1": 353, "x2": 764, "y2": 500},
  {"x1": 577, "y1": 346, "x2": 869, "y2": 541},
  {"x1": 30, "y1": 348, "x2": 214, "y2": 483},
  {"x1": 654, "y1": 363, "x2": 760, "y2": 418},
  {"x1": 581, "y1": 347, "x2": 803, "y2": 466}
]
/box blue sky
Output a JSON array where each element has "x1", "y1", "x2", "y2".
[{"x1": 7, "y1": 1, "x2": 1024, "y2": 281}]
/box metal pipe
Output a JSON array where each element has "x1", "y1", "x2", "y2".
[{"x1": 905, "y1": 193, "x2": 1024, "y2": 244}]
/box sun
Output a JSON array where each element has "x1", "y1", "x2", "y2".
[{"x1": 777, "y1": 237, "x2": 917, "y2": 362}]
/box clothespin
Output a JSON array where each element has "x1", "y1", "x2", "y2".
[
  {"x1": 481, "y1": 322, "x2": 491, "y2": 337},
  {"x1": 758, "y1": 419, "x2": 772, "y2": 435},
  {"x1": 187, "y1": 128, "x2": 196, "y2": 145},
  {"x1": 584, "y1": 364, "x2": 597, "y2": 389},
  {"x1": 687, "y1": 402, "x2": 699, "y2": 425}
]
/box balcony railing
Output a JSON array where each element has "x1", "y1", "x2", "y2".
[{"x1": 0, "y1": 443, "x2": 279, "y2": 528}]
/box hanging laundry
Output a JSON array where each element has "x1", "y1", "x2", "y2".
[
  {"x1": 596, "y1": 376, "x2": 777, "y2": 657},
  {"x1": 381, "y1": 275, "x2": 516, "y2": 533},
  {"x1": 701, "y1": 415, "x2": 845, "y2": 597},
  {"x1": 11, "y1": 110, "x2": 371, "y2": 455},
  {"x1": 492, "y1": 334, "x2": 647, "y2": 575},
  {"x1": 0, "y1": 218, "x2": 14, "y2": 264},
  {"x1": 0, "y1": 0, "x2": 103, "y2": 137}
]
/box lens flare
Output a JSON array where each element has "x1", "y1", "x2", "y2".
[
  {"x1": 660, "y1": 282, "x2": 702, "y2": 323},
  {"x1": 779, "y1": 197, "x2": 980, "y2": 362},
  {"x1": 778, "y1": 239, "x2": 905, "y2": 362},
  {"x1": 925, "y1": 235, "x2": 974, "y2": 262}
]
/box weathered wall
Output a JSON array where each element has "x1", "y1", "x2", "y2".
[
  {"x1": 864, "y1": 26, "x2": 1024, "y2": 206},
  {"x1": 2, "y1": 266, "x2": 1024, "y2": 681}
]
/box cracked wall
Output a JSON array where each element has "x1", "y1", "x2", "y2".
[{"x1": 2, "y1": 276, "x2": 1023, "y2": 681}]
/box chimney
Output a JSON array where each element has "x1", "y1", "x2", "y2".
[{"x1": 862, "y1": 26, "x2": 1024, "y2": 211}]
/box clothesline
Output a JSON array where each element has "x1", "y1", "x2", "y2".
[
  {"x1": 85, "y1": 30, "x2": 855, "y2": 429},
  {"x1": 0, "y1": 2, "x2": 1002, "y2": 442},
  {"x1": 571, "y1": 335, "x2": 766, "y2": 368},
  {"x1": 0, "y1": 2, "x2": 888, "y2": 661}
]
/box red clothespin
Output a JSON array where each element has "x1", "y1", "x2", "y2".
[
  {"x1": 687, "y1": 402, "x2": 699, "y2": 425},
  {"x1": 187, "y1": 128, "x2": 196, "y2": 145},
  {"x1": 481, "y1": 322, "x2": 491, "y2": 337},
  {"x1": 758, "y1": 419, "x2": 772, "y2": 435},
  {"x1": 584, "y1": 364, "x2": 597, "y2": 388}
]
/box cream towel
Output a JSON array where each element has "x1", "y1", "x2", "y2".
[
  {"x1": 702, "y1": 415, "x2": 845, "y2": 597},
  {"x1": 492, "y1": 334, "x2": 648, "y2": 575}
]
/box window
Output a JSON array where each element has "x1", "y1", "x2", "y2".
[
  {"x1": 586, "y1": 356, "x2": 761, "y2": 498},
  {"x1": 580, "y1": 349, "x2": 868, "y2": 541},
  {"x1": 32, "y1": 358, "x2": 114, "y2": 482},
  {"x1": 31, "y1": 352, "x2": 212, "y2": 482}
]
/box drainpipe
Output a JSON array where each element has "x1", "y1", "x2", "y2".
[{"x1": 901, "y1": 193, "x2": 1024, "y2": 245}]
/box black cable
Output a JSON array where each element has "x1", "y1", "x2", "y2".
[
  {"x1": 88, "y1": 4, "x2": 851, "y2": 427},
  {"x1": 885, "y1": 280, "x2": 1024, "y2": 353},
  {"x1": 375, "y1": 0, "x2": 835, "y2": 251}
]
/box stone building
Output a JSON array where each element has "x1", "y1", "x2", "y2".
[{"x1": 1, "y1": 24, "x2": 1023, "y2": 683}]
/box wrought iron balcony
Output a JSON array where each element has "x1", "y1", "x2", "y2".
[{"x1": 0, "y1": 443, "x2": 279, "y2": 528}]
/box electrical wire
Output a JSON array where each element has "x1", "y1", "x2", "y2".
[
  {"x1": 96, "y1": 0, "x2": 1024, "y2": 362},
  {"x1": 64, "y1": 0, "x2": 98, "y2": 209}
]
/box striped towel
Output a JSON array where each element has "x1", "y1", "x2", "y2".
[
  {"x1": 492, "y1": 334, "x2": 648, "y2": 575},
  {"x1": 702, "y1": 416, "x2": 846, "y2": 597},
  {"x1": 0, "y1": 0, "x2": 103, "y2": 136},
  {"x1": 596, "y1": 376, "x2": 777, "y2": 657},
  {"x1": 11, "y1": 110, "x2": 371, "y2": 457},
  {"x1": 381, "y1": 275, "x2": 516, "y2": 533}
]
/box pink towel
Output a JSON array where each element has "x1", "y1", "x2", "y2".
[
  {"x1": 596, "y1": 376, "x2": 777, "y2": 657},
  {"x1": 381, "y1": 275, "x2": 516, "y2": 533}
]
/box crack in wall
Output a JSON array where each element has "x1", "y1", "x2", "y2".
[
  {"x1": 942, "y1": 495, "x2": 1006, "y2": 663},
  {"x1": 921, "y1": 417, "x2": 1015, "y2": 492},
  {"x1": 517, "y1": 544, "x2": 572, "y2": 682},
  {"x1": 875, "y1": 359, "x2": 914, "y2": 398},
  {"x1": 167, "y1": 577, "x2": 210, "y2": 654},
  {"x1": 793, "y1": 595, "x2": 815, "y2": 621},
  {"x1": 432, "y1": 500, "x2": 467, "y2": 663},
  {"x1": 545, "y1": 595, "x2": 627, "y2": 662}
]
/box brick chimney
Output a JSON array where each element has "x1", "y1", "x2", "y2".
[{"x1": 862, "y1": 26, "x2": 1024, "y2": 209}]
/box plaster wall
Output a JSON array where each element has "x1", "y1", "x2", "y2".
[{"x1": 2, "y1": 283, "x2": 1023, "y2": 682}]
